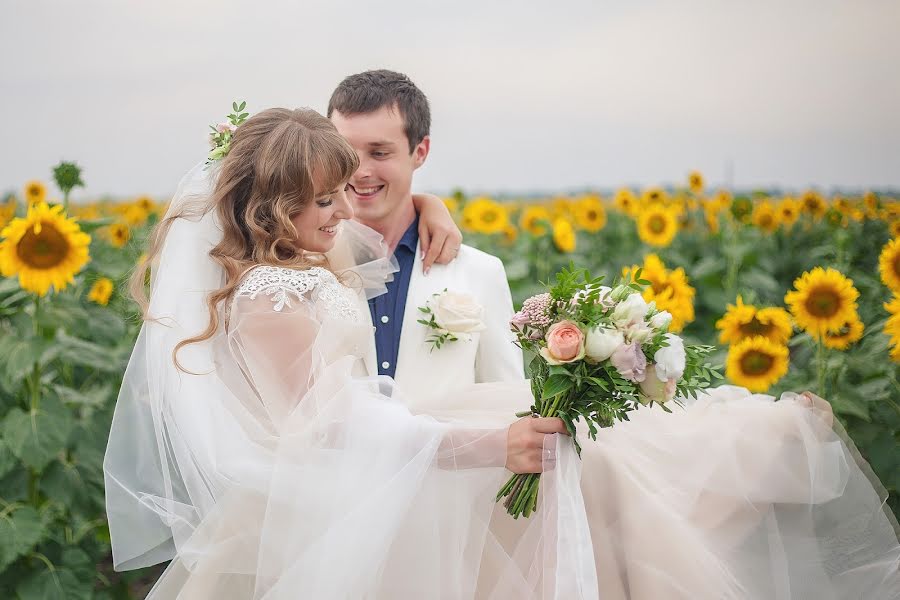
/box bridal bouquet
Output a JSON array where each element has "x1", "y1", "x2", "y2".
[{"x1": 497, "y1": 265, "x2": 720, "y2": 518}]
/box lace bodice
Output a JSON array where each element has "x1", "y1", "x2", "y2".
[{"x1": 235, "y1": 265, "x2": 362, "y2": 322}]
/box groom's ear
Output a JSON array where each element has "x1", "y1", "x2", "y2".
[{"x1": 412, "y1": 135, "x2": 430, "y2": 170}]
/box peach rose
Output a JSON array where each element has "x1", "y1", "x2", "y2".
[{"x1": 539, "y1": 320, "x2": 586, "y2": 365}]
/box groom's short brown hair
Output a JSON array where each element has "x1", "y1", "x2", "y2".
[{"x1": 327, "y1": 69, "x2": 431, "y2": 154}]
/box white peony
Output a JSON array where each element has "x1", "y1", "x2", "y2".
[
  {"x1": 649, "y1": 310, "x2": 673, "y2": 331},
  {"x1": 584, "y1": 326, "x2": 624, "y2": 363},
  {"x1": 611, "y1": 292, "x2": 650, "y2": 325},
  {"x1": 653, "y1": 334, "x2": 686, "y2": 381},
  {"x1": 428, "y1": 291, "x2": 486, "y2": 341}
]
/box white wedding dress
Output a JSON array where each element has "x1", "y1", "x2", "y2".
[
  {"x1": 103, "y1": 164, "x2": 597, "y2": 599},
  {"x1": 104, "y1": 164, "x2": 899, "y2": 599}
]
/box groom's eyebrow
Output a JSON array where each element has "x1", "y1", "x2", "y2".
[{"x1": 368, "y1": 141, "x2": 395, "y2": 148}]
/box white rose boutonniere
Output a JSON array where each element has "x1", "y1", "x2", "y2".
[{"x1": 418, "y1": 289, "x2": 486, "y2": 350}]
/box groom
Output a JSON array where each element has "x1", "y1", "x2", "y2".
[{"x1": 328, "y1": 69, "x2": 561, "y2": 473}]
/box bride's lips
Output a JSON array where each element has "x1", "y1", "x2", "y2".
[{"x1": 348, "y1": 183, "x2": 384, "y2": 202}]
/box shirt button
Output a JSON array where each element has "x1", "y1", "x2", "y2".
[
  {"x1": 380, "y1": 315, "x2": 390, "y2": 324},
  {"x1": 381, "y1": 361, "x2": 390, "y2": 370}
]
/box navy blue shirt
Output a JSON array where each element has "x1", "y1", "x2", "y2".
[{"x1": 368, "y1": 217, "x2": 419, "y2": 378}]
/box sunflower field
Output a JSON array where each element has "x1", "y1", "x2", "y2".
[{"x1": 0, "y1": 164, "x2": 898, "y2": 597}]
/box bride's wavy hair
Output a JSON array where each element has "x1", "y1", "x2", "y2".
[{"x1": 130, "y1": 107, "x2": 359, "y2": 368}]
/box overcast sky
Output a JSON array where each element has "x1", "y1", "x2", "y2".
[{"x1": 2, "y1": 0, "x2": 899, "y2": 201}]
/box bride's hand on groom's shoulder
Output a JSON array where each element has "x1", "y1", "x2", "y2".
[
  {"x1": 505, "y1": 416, "x2": 569, "y2": 474},
  {"x1": 412, "y1": 193, "x2": 463, "y2": 273}
]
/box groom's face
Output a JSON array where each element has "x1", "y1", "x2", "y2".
[{"x1": 331, "y1": 104, "x2": 429, "y2": 228}]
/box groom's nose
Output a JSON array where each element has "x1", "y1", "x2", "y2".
[{"x1": 355, "y1": 154, "x2": 374, "y2": 179}]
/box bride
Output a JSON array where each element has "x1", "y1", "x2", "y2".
[
  {"x1": 104, "y1": 105, "x2": 899, "y2": 599},
  {"x1": 103, "y1": 107, "x2": 594, "y2": 599}
]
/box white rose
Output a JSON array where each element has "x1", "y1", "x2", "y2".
[
  {"x1": 429, "y1": 291, "x2": 486, "y2": 341},
  {"x1": 584, "y1": 326, "x2": 624, "y2": 363},
  {"x1": 654, "y1": 334, "x2": 686, "y2": 381},
  {"x1": 649, "y1": 310, "x2": 672, "y2": 331},
  {"x1": 612, "y1": 292, "x2": 650, "y2": 325}
]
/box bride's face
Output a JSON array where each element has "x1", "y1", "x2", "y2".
[{"x1": 291, "y1": 185, "x2": 354, "y2": 253}]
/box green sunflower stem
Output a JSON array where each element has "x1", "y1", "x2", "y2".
[{"x1": 816, "y1": 340, "x2": 827, "y2": 397}]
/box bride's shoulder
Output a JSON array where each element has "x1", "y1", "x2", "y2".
[{"x1": 235, "y1": 265, "x2": 336, "y2": 311}]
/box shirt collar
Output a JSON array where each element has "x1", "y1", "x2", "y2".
[{"x1": 397, "y1": 215, "x2": 420, "y2": 254}]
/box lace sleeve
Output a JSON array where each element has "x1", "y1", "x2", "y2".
[{"x1": 226, "y1": 266, "x2": 329, "y2": 428}]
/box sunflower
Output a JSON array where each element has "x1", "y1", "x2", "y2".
[
  {"x1": 825, "y1": 208, "x2": 847, "y2": 228},
  {"x1": 822, "y1": 317, "x2": 864, "y2": 351},
  {"x1": 501, "y1": 223, "x2": 518, "y2": 245},
  {"x1": 878, "y1": 237, "x2": 900, "y2": 292},
  {"x1": 884, "y1": 296, "x2": 900, "y2": 362},
  {"x1": 688, "y1": 171, "x2": 704, "y2": 194},
  {"x1": 462, "y1": 197, "x2": 508, "y2": 235},
  {"x1": 625, "y1": 254, "x2": 695, "y2": 332},
  {"x1": 864, "y1": 191, "x2": 879, "y2": 214},
  {"x1": 0, "y1": 202, "x2": 91, "y2": 296},
  {"x1": 890, "y1": 221, "x2": 900, "y2": 238},
  {"x1": 573, "y1": 195, "x2": 607, "y2": 233},
  {"x1": 731, "y1": 197, "x2": 753, "y2": 223},
  {"x1": 716, "y1": 296, "x2": 793, "y2": 345},
  {"x1": 833, "y1": 196, "x2": 854, "y2": 216},
  {"x1": 87, "y1": 277, "x2": 114, "y2": 306},
  {"x1": 637, "y1": 204, "x2": 679, "y2": 247},
  {"x1": 551, "y1": 197, "x2": 576, "y2": 220},
  {"x1": 552, "y1": 218, "x2": 576, "y2": 253},
  {"x1": 640, "y1": 186, "x2": 669, "y2": 206},
  {"x1": 135, "y1": 195, "x2": 157, "y2": 213},
  {"x1": 24, "y1": 180, "x2": 47, "y2": 205},
  {"x1": 613, "y1": 188, "x2": 639, "y2": 216},
  {"x1": 751, "y1": 200, "x2": 779, "y2": 233},
  {"x1": 784, "y1": 267, "x2": 859, "y2": 339},
  {"x1": 712, "y1": 190, "x2": 733, "y2": 212},
  {"x1": 777, "y1": 197, "x2": 800, "y2": 227},
  {"x1": 725, "y1": 336, "x2": 790, "y2": 392},
  {"x1": 800, "y1": 190, "x2": 827, "y2": 220},
  {"x1": 123, "y1": 204, "x2": 150, "y2": 226},
  {"x1": 520, "y1": 205, "x2": 552, "y2": 236},
  {"x1": 108, "y1": 223, "x2": 131, "y2": 248}
]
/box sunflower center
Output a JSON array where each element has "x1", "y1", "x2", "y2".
[
  {"x1": 804, "y1": 286, "x2": 841, "y2": 318},
  {"x1": 739, "y1": 317, "x2": 773, "y2": 337},
  {"x1": 740, "y1": 350, "x2": 775, "y2": 376},
  {"x1": 648, "y1": 215, "x2": 667, "y2": 234},
  {"x1": 760, "y1": 215, "x2": 774, "y2": 227},
  {"x1": 587, "y1": 210, "x2": 598, "y2": 221},
  {"x1": 16, "y1": 222, "x2": 70, "y2": 269},
  {"x1": 482, "y1": 210, "x2": 498, "y2": 224},
  {"x1": 892, "y1": 254, "x2": 900, "y2": 282}
]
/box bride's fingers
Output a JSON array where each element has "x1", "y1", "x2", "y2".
[
  {"x1": 422, "y1": 229, "x2": 446, "y2": 273},
  {"x1": 533, "y1": 417, "x2": 569, "y2": 435}
]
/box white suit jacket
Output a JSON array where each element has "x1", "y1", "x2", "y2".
[{"x1": 362, "y1": 243, "x2": 526, "y2": 410}]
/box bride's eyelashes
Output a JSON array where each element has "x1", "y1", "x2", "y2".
[{"x1": 317, "y1": 198, "x2": 334, "y2": 208}]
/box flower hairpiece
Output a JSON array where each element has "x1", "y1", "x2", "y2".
[{"x1": 206, "y1": 101, "x2": 249, "y2": 164}]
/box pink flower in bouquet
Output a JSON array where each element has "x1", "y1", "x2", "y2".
[
  {"x1": 216, "y1": 121, "x2": 238, "y2": 134},
  {"x1": 638, "y1": 369, "x2": 677, "y2": 404},
  {"x1": 610, "y1": 342, "x2": 647, "y2": 382},
  {"x1": 540, "y1": 320, "x2": 585, "y2": 365},
  {"x1": 510, "y1": 311, "x2": 530, "y2": 332},
  {"x1": 521, "y1": 293, "x2": 553, "y2": 328}
]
